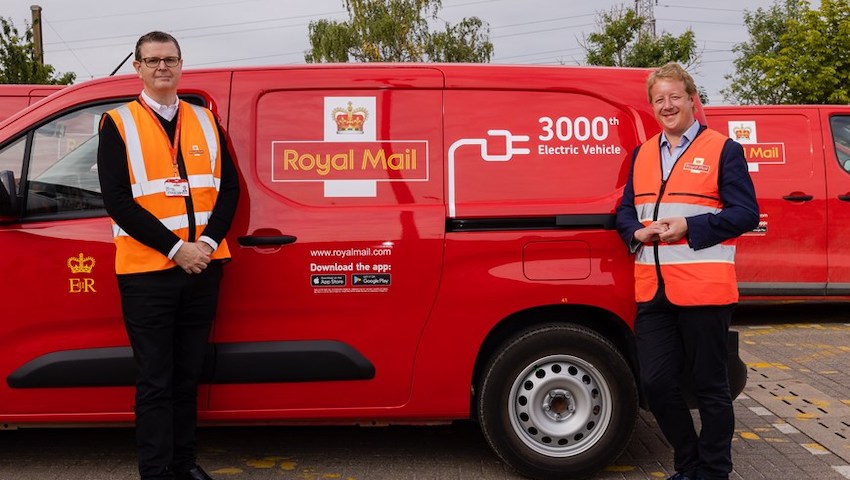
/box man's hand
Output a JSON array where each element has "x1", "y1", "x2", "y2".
[
  {"x1": 634, "y1": 221, "x2": 668, "y2": 243},
  {"x1": 657, "y1": 216, "x2": 688, "y2": 243},
  {"x1": 173, "y1": 242, "x2": 211, "y2": 274}
]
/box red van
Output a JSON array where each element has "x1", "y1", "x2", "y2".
[
  {"x1": 706, "y1": 105, "x2": 850, "y2": 299},
  {"x1": 0, "y1": 84, "x2": 64, "y2": 121},
  {"x1": 0, "y1": 65, "x2": 745, "y2": 480}
]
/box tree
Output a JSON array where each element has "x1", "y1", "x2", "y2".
[
  {"x1": 0, "y1": 17, "x2": 75, "y2": 85},
  {"x1": 582, "y1": 6, "x2": 700, "y2": 68},
  {"x1": 724, "y1": 0, "x2": 850, "y2": 105},
  {"x1": 305, "y1": 0, "x2": 493, "y2": 63},
  {"x1": 581, "y1": 6, "x2": 704, "y2": 101}
]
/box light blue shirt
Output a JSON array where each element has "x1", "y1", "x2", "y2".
[{"x1": 659, "y1": 120, "x2": 701, "y2": 180}]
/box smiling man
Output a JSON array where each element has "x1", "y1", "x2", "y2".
[
  {"x1": 615, "y1": 63, "x2": 758, "y2": 480},
  {"x1": 97, "y1": 31, "x2": 239, "y2": 480}
]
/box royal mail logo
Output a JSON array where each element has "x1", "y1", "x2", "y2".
[
  {"x1": 332, "y1": 102, "x2": 368, "y2": 134},
  {"x1": 67, "y1": 253, "x2": 95, "y2": 274},
  {"x1": 274, "y1": 96, "x2": 428, "y2": 198},
  {"x1": 742, "y1": 143, "x2": 786, "y2": 165},
  {"x1": 727, "y1": 120, "x2": 757, "y2": 144},
  {"x1": 325, "y1": 97, "x2": 376, "y2": 142},
  {"x1": 188, "y1": 145, "x2": 205, "y2": 156},
  {"x1": 683, "y1": 157, "x2": 711, "y2": 174},
  {"x1": 271, "y1": 141, "x2": 428, "y2": 182},
  {"x1": 733, "y1": 124, "x2": 751, "y2": 141}
]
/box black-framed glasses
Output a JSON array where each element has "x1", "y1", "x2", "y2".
[{"x1": 140, "y1": 56, "x2": 181, "y2": 68}]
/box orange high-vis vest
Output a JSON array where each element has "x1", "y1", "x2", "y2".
[
  {"x1": 632, "y1": 128, "x2": 738, "y2": 306},
  {"x1": 106, "y1": 100, "x2": 230, "y2": 274}
]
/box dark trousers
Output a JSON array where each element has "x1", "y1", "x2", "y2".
[
  {"x1": 635, "y1": 287, "x2": 734, "y2": 480},
  {"x1": 118, "y1": 263, "x2": 223, "y2": 480}
]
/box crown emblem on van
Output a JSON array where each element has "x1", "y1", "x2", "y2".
[
  {"x1": 67, "y1": 253, "x2": 95, "y2": 274},
  {"x1": 332, "y1": 101, "x2": 368, "y2": 133},
  {"x1": 733, "y1": 124, "x2": 751, "y2": 140}
]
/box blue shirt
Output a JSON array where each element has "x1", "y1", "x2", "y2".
[{"x1": 660, "y1": 120, "x2": 701, "y2": 180}]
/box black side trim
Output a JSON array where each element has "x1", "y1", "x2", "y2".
[
  {"x1": 447, "y1": 214, "x2": 615, "y2": 232},
  {"x1": 738, "y1": 282, "x2": 827, "y2": 297},
  {"x1": 7, "y1": 346, "x2": 136, "y2": 388},
  {"x1": 7, "y1": 341, "x2": 375, "y2": 389},
  {"x1": 827, "y1": 283, "x2": 850, "y2": 296},
  {"x1": 213, "y1": 341, "x2": 375, "y2": 383}
]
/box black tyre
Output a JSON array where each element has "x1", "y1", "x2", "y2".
[{"x1": 478, "y1": 323, "x2": 638, "y2": 480}]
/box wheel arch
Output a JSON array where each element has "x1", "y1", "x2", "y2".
[{"x1": 470, "y1": 304, "x2": 638, "y2": 418}]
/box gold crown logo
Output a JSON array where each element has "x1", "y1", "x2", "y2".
[
  {"x1": 67, "y1": 253, "x2": 95, "y2": 274},
  {"x1": 332, "y1": 101, "x2": 368, "y2": 134},
  {"x1": 733, "y1": 124, "x2": 751, "y2": 140}
]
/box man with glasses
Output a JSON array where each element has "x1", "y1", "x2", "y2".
[{"x1": 97, "y1": 31, "x2": 239, "y2": 480}]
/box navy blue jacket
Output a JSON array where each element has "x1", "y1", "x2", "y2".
[{"x1": 615, "y1": 126, "x2": 759, "y2": 251}]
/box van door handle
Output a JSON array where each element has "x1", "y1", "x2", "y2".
[
  {"x1": 839, "y1": 194, "x2": 850, "y2": 202},
  {"x1": 237, "y1": 235, "x2": 297, "y2": 246},
  {"x1": 782, "y1": 193, "x2": 813, "y2": 202}
]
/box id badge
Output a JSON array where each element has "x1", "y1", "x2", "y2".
[{"x1": 164, "y1": 178, "x2": 190, "y2": 197}]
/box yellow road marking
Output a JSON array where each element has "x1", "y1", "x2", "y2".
[
  {"x1": 605, "y1": 465, "x2": 636, "y2": 472},
  {"x1": 747, "y1": 362, "x2": 791, "y2": 370},
  {"x1": 246, "y1": 458, "x2": 276, "y2": 469},
  {"x1": 210, "y1": 467, "x2": 243, "y2": 475}
]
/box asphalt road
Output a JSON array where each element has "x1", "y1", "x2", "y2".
[{"x1": 1, "y1": 304, "x2": 849, "y2": 480}]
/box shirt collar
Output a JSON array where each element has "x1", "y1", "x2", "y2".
[
  {"x1": 660, "y1": 120, "x2": 701, "y2": 148},
  {"x1": 140, "y1": 90, "x2": 179, "y2": 122}
]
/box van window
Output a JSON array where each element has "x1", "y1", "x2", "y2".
[
  {"x1": 24, "y1": 103, "x2": 120, "y2": 217},
  {"x1": 830, "y1": 116, "x2": 850, "y2": 172},
  {"x1": 11, "y1": 96, "x2": 207, "y2": 219},
  {"x1": 0, "y1": 136, "x2": 26, "y2": 185}
]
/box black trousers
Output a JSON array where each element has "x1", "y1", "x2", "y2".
[
  {"x1": 118, "y1": 262, "x2": 223, "y2": 480},
  {"x1": 635, "y1": 287, "x2": 734, "y2": 480}
]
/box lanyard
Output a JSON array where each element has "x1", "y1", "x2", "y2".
[{"x1": 139, "y1": 96, "x2": 183, "y2": 176}]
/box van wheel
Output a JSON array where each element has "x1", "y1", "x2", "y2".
[{"x1": 477, "y1": 324, "x2": 637, "y2": 480}]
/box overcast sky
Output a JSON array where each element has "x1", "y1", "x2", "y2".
[{"x1": 5, "y1": 0, "x2": 799, "y2": 105}]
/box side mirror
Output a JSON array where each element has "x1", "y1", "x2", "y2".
[{"x1": 0, "y1": 170, "x2": 19, "y2": 219}]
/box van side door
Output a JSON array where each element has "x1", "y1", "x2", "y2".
[
  {"x1": 0, "y1": 99, "x2": 133, "y2": 418},
  {"x1": 824, "y1": 109, "x2": 850, "y2": 294},
  {"x1": 211, "y1": 68, "x2": 445, "y2": 413},
  {"x1": 709, "y1": 108, "x2": 828, "y2": 296}
]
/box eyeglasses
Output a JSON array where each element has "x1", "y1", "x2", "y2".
[{"x1": 140, "y1": 56, "x2": 181, "y2": 68}]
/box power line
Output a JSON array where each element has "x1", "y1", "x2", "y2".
[
  {"x1": 50, "y1": 0, "x2": 340, "y2": 23},
  {"x1": 657, "y1": 4, "x2": 747, "y2": 13},
  {"x1": 44, "y1": 20, "x2": 92, "y2": 78},
  {"x1": 43, "y1": 11, "x2": 346, "y2": 47},
  {"x1": 495, "y1": 46, "x2": 584, "y2": 61},
  {"x1": 491, "y1": 23, "x2": 595, "y2": 40},
  {"x1": 489, "y1": 13, "x2": 597, "y2": 31}
]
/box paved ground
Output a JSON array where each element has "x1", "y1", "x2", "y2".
[{"x1": 1, "y1": 304, "x2": 849, "y2": 479}]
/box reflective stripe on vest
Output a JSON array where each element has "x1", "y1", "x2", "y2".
[
  {"x1": 632, "y1": 128, "x2": 738, "y2": 306},
  {"x1": 635, "y1": 243, "x2": 736, "y2": 265},
  {"x1": 105, "y1": 100, "x2": 230, "y2": 274},
  {"x1": 117, "y1": 103, "x2": 219, "y2": 195},
  {"x1": 112, "y1": 211, "x2": 213, "y2": 237}
]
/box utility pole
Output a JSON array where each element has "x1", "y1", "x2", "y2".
[
  {"x1": 31, "y1": 5, "x2": 44, "y2": 65},
  {"x1": 634, "y1": 0, "x2": 657, "y2": 40}
]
